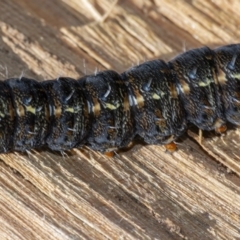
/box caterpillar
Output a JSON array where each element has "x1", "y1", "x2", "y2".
[{"x1": 0, "y1": 44, "x2": 240, "y2": 153}]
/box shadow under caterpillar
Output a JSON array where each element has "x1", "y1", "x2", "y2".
[{"x1": 1, "y1": 44, "x2": 239, "y2": 153}]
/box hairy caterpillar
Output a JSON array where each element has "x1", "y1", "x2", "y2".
[{"x1": 0, "y1": 44, "x2": 239, "y2": 153}]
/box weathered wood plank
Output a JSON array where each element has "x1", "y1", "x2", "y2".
[{"x1": 0, "y1": 0, "x2": 240, "y2": 239}]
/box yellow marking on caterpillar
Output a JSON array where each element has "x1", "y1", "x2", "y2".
[
  {"x1": 198, "y1": 78, "x2": 213, "y2": 87},
  {"x1": 152, "y1": 91, "x2": 166, "y2": 100},
  {"x1": 152, "y1": 93, "x2": 160, "y2": 99},
  {"x1": 66, "y1": 107, "x2": 74, "y2": 113},
  {"x1": 232, "y1": 73, "x2": 240, "y2": 80},
  {"x1": 105, "y1": 102, "x2": 120, "y2": 110},
  {"x1": 26, "y1": 105, "x2": 36, "y2": 114}
]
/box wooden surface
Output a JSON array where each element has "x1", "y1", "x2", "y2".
[{"x1": 0, "y1": 0, "x2": 240, "y2": 239}]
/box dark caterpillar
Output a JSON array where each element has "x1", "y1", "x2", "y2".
[{"x1": 1, "y1": 44, "x2": 240, "y2": 153}]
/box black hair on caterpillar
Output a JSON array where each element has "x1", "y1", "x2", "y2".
[{"x1": 0, "y1": 44, "x2": 239, "y2": 153}]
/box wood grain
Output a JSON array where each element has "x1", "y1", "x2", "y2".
[{"x1": 0, "y1": 0, "x2": 240, "y2": 239}]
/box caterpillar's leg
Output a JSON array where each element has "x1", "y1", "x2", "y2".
[
  {"x1": 104, "y1": 151, "x2": 115, "y2": 158},
  {"x1": 215, "y1": 125, "x2": 227, "y2": 134},
  {"x1": 103, "y1": 146, "x2": 121, "y2": 158},
  {"x1": 214, "y1": 118, "x2": 227, "y2": 134},
  {"x1": 164, "y1": 142, "x2": 177, "y2": 153},
  {"x1": 163, "y1": 135, "x2": 177, "y2": 153},
  {"x1": 198, "y1": 124, "x2": 227, "y2": 144}
]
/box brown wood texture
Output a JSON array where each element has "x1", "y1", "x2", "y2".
[{"x1": 0, "y1": 0, "x2": 240, "y2": 239}]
